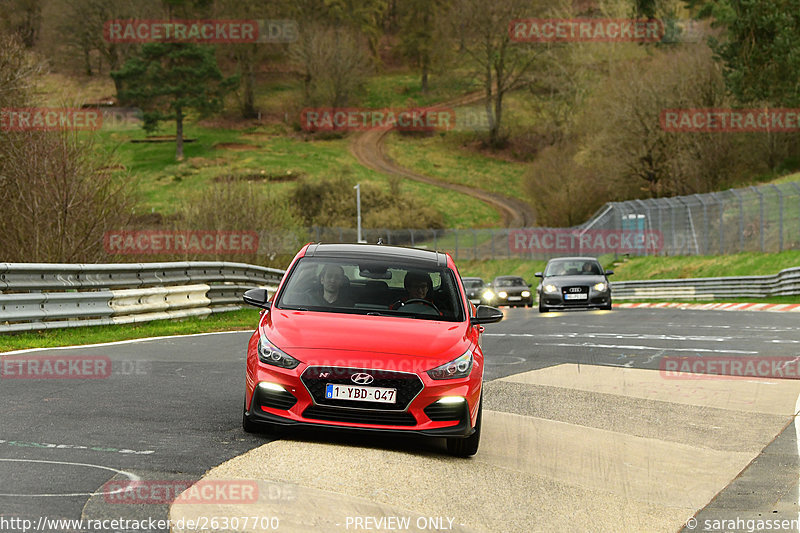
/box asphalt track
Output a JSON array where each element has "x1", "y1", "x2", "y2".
[{"x1": 1, "y1": 307, "x2": 799, "y2": 532}]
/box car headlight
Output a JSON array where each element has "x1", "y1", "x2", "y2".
[
  {"x1": 257, "y1": 335, "x2": 301, "y2": 369},
  {"x1": 521, "y1": 290, "x2": 531, "y2": 298},
  {"x1": 543, "y1": 284, "x2": 558, "y2": 294},
  {"x1": 593, "y1": 282, "x2": 608, "y2": 292},
  {"x1": 427, "y1": 351, "x2": 473, "y2": 380},
  {"x1": 482, "y1": 289, "x2": 495, "y2": 300},
  {"x1": 498, "y1": 291, "x2": 508, "y2": 298}
]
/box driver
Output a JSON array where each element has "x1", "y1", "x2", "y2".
[{"x1": 390, "y1": 271, "x2": 441, "y2": 315}]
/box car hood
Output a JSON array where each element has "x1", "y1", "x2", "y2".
[
  {"x1": 260, "y1": 309, "x2": 470, "y2": 365},
  {"x1": 542, "y1": 275, "x2": 607, "y2": 285}
]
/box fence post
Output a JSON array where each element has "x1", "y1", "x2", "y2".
[
  {"x1": 750, "y1": 186, "x2": 765, "y2": 252},
  {"x1": 693, "y1": 194, "x2": 709, "y2": 254},
  {"x1": 716, "y1": 192, "x2": 724, "y2": 255},
  {"x1": 730, "y1": 189, "x2": 744, "y2": 252},
  {"x1": 473, "y1": 230, "x2": 478, "y2": 260},
  {"x1": 771, "y1": 184, "x2": 783, "y2": 252},
  {"x1": 454, "y1": 230, "x2": 459, "y2": 260},
  {"x1": 791, "y1": 182, "x2": 800, "y2": 248}
]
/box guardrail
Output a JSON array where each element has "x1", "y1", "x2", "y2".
[
  {"x1": 0, "y1": 262, "x2": 285, "y2": 333},
  {"x1": 2, "y1": 261, "x2": 798, "y2": 332},
  {"x1": 610, "y1": 266, "x2": 800, "y2": 300}
]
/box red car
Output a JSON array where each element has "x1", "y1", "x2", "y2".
[{"x1": 241, "y1": 243, "x2": 503, "y2": 456}]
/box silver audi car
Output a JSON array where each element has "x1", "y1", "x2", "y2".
[{"x1": 535, "y1": 257, "x2": 613, "y2": 313}]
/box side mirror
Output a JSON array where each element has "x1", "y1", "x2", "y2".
[
  {"x1": 243, "y1": 288, "x2": 271, "y2": 309},
  {"x1": 534, "y1": 272, "x2": 543, "y2": 278},
  {"x1": 471, "y1": 305, "x2": 504, "y2": 325},
  {"x1": 605, "y1": 270, "x2": 614, "y2": 276}
]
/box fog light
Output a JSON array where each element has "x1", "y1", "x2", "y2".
[{"x1": 436, "y1": 396, "x2": 466, "y2": 404}]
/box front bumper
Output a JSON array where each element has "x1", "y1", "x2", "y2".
[
  {"x1": 539, "y1": 290, "x2": 611, "y2": 308},
  {"x1": 245, "y1": 364, "x2": 480, "y2": 439}
]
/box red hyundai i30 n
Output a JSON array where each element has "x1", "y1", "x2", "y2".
[{"x1": 241, "y1": 243, "x2": 503, "y2": 456}]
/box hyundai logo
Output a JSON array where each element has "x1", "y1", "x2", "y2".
[
  {"x1": 351, "y1": 373, "x2": 374, "y2": 385},
  {"x1": 569, "y1": 288, "x2": 582, "y2": 293}
]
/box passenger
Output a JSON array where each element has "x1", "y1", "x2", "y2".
[{"x1": 304, "y1": 264, "x2": 353, "y2": 307}]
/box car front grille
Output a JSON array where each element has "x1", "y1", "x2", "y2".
[
  {"x1": 301, "y1": 366, "x2": 424, "y2": 411},
  {"x1": 302, "y1": 405, "x2": 417, "y2": 426},
  {"x1": 561, "y1": 285, "x2": 589, "y2": 304}
]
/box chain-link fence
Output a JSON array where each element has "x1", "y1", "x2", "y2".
[
  {"x1": 255, "y1": 181, "x2": 800, "y2": 260},
  {"x1": 579, "y1": 180, "x2": 800, "y2": 256}
]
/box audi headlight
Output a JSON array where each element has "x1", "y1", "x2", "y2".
[
  {"x1": 427, "y1": 351, "x2": 473, "y2": 380},
  {"x1": 593, "y1": 282, "x2": 608, "y2": 292},
  {"x1": 543, "y1": 284, "x2": 558, "y2": 294},
  {"x1": 482, "y1": 289, "x2": 495, "y2": 300},
  {"x1": 257, "y1": 335, "x2": 300, "y2": 369},
  {"x1": 498, "y1": 291, "x2": 508, "y2": 298},
  {"x1": 521, "y1": 290, "x2": 531, "y2": 298}
]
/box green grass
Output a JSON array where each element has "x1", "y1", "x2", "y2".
[
  {"x1": 0, "y1": 309, "x2": 262, "y2": 353},
  {"x1": 610, "y1": 251, "x2": 800, "y2": 280},
  {"x1": 96, "y1": 120, "x2": 495, "y2": 227}
]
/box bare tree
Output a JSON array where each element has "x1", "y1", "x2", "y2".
[
  {"x1": 0, "y1": 33, "x2": 137, "y2": 262},
  {"x1": 291, "y1": 24, "x2": 372, "y2": 108},
  {"x1": 448, "y1": 0, "x2": 558, "y2": 147}
]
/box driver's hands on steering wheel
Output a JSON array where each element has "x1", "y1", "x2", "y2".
[{"x1": 390, "y1": 298, "x2": 442, "y2": 315}]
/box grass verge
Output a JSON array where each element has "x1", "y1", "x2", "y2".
[{"x1": 0, "y1": 309, "x2": 261, "y2": 353}]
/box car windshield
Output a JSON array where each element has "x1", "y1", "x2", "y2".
[
  {"x1": 276, "y1": 257, "x2": 465, "y2": 321},
  {"x1": 494, "y1": 278, "x2": 524, "y2": 287},
  {"x1": 463, "y1": 279, "x2": 484, "y2": 289},
  {"x1": 545, "y1": 260, "x2": 602, "y2": 276}
]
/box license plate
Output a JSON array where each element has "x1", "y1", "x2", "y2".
[
  {"x1": 508, "y1": 296, "x2": 522, "y2": 301},
  {"x1": 564, "y1": 293, "x2": 588, "y2": 300},
  {"x1": 325, "y1": 384, "x2": 397, "y2": 404},
  {"x1": 470, "y1": 298, "x2": 481, "y2": 304}
]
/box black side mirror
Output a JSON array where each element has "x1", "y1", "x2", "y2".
[
  {"x1": 471, "y1": 305, "x2": 504, "y2": 325},
  {"x1": 534, "y1": 272, "x2": 543, "y2": 278},
  {"x1": 605, "y1": 270, "x2": 614, "y2": 276},
  {"x1": 243, "y1": 288, "x2": 271, "y2": 309}
]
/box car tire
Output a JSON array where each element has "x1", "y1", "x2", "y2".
[
  {"x1": 446, "y1": 395, "x2": 482, "y2": 457},
  {"x1": 538, "y1": 301, "x2": 549, "y2": 313}
]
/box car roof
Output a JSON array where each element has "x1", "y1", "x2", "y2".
[
  {"x1": 303, "y1": 243, "x2": 449, "y2": 268},
  {"x1": 462, "y1": 276, "x2": 484, "y2": 281},
  {"x1": 493, "y1": 275, "x2": 524, "y2": 281},
  {"x1": 546, "y1": 256, "x2": 600, "y2": 262}
]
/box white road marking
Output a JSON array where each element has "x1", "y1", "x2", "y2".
[
  {"x1": 0, "y1": 458, "x2": 139, "y2": 497},
  {"x1": 487, "y1": 338, "x2": 758, "y2": 354}
]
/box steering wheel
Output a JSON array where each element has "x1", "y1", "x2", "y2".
[{"x1": 391, "y1": 298, "x2": 441, "y2": 314}]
